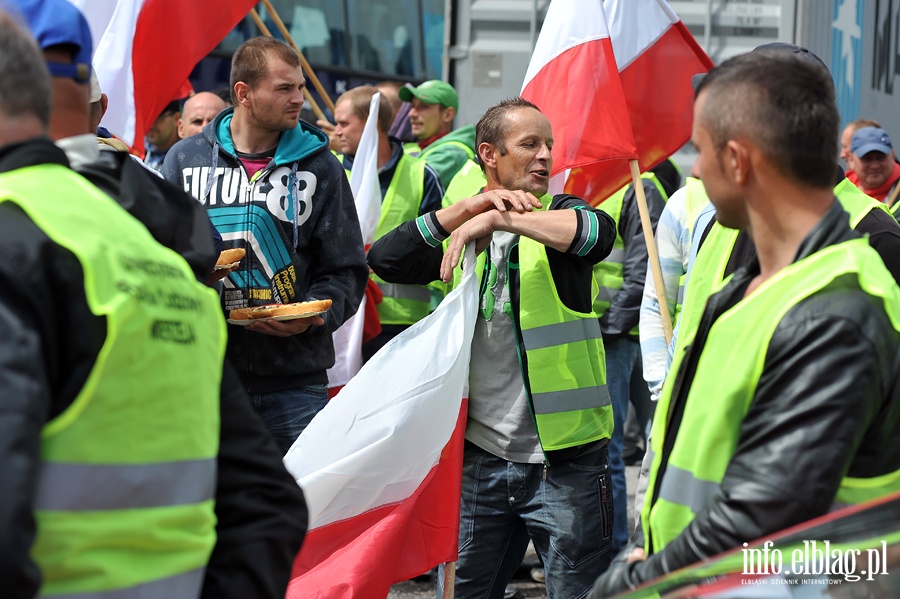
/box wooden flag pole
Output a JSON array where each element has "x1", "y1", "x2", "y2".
[
  {"x1": 629, "y1": 159, "x2": 673, "y2": 345},
  {"x1": 248, "y1": 8, "x2": 327, "y2": 122},
  {"x1": 259, "y1": 0, "x2": 337, "y2": 115},
  {"x1": 443, "y1": 562, "x2": 456, "y2": 599}
]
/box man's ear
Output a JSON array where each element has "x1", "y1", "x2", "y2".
[
  {"x1": 725, "y1": 139, "x2": 751, "y2": 185},
  {"x1": 234, "y1": 82, "x2": 250, "y2": 106},
  {"x1": 441, "y1": 106, "x2": 456, "y2": 126},
  {"x1": 479, "y1": 142, "x2": 498, "y2": 169}
]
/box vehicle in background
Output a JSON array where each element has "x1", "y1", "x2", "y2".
[
  {"x1": 610, "y1": 491, "x2": 900, "y2": 598},
  {"x1": 191, "y1": 0, "x2": 900, "y2": 182}
]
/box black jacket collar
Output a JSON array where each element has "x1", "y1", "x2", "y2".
[{"x1": 0, "y1": 137, "x2": 70, "y2": 174}]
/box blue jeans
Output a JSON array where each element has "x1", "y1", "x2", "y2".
[
  {"x1": 250, "y1": 384, "x2": 328, "y2": 454},
  {"x1": 437, "y1": 443, "x2": 613, "y2": 599},
  {"x1": 604, "y1": 336, "x2": 650, "y2": 553}
]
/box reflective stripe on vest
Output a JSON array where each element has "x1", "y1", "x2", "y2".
[
  {"x1": 34, "y1": 459, "x2": 216, "y2": 511},
  {"x1": 643, "y1": 238, "x2": 900, "y2": 553},
  {"x1": 0, "y1": 164, "x2": 224, "y2": 597},
  {"x1": 39, "y1": 568, "x2": 205, "y2": 599},
  {"x1": 594, "y1": 173, "x2": 667, "y2": 336},
  {"x1": 376, "y1": 281, "x2": 432, "y2": 303},
  {"x1": 656, "y1": 464, "x2": 720, "y2": 515}
]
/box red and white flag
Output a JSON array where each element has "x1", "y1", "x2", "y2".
[
  {"x1": 286, "y1": 246, "x2": 479, "y2": 599},
  {"x1": 327, "y1": 92, "x2": 384, "y2": 392},
  {"x1": 521, "y1": 0, "x2": 637, "y2": 201},
  {"x1": 68, "y1": 0, "x2": 256, "y2": 152},
  {"x1": 522, "y1": 0, "x2": 713, "y2": 205}
]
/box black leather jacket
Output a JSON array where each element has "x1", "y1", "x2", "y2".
[{"x1": 592, "y1": 201, "x2": 900, "y2": 597}]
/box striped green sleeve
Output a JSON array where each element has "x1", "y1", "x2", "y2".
[
  {"x1": 415, "y1": 213, "x2": 449, "y2": 248},
  {"x1": 571, "y1": 208, "x2": 601, "y2": 257}
]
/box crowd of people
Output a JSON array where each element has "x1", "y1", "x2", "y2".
[{"x1": 1, "y1": 0, "x2": 899, "y2": 598}]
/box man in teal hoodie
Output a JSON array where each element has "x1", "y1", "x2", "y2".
[
  {"x1": 162, "y1": 37, "x2": 368, "y2": 453},
  {"x1": 400, "y1": 80, "x2": 476, "y2": 189}
]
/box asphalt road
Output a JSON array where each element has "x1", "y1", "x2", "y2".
[{"x1": 387, "y1": 462, "x2": 642, "y2": 599}]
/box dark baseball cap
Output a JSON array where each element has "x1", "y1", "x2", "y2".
[
  {"x1": 6, "y1": 0, "x2": 93, "y2": 83},
  {"x1": 398, "y1": 80, "x2": 459, "y2": 110},
  {"x1": 692, "y1": 42, "x2": 830, "y2": 92}
]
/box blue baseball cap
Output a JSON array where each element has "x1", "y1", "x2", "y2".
[
  {"x1": 4, "y1": 0, "x2": 93, "y2": 83},
  {"x1": 851, "y1": 127, "x2": 893, "y2": 157}
]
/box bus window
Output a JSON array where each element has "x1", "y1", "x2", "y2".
[
  {"x1": 422, "y1": 0, "x2": 443, "y2": 79},
  {"x1": 347, "y1": 0, "x2": 424, "y2": 78},
  {"x1": 263, "y1": 0, "x2": 348, "y2": 68}
]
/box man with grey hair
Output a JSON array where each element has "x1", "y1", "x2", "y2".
[{"x1": 0, "y1": 4, "x2": 307, "y2": 598}]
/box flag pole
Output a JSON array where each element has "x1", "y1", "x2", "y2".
[
  {"x1": 259, "y1": 0, "x2": 338, "y2": 115},
  {"x1": 443, "y1": 562, "x2": 456, "y2": 599},
  {"x1": 248, "y1": 8, "x2": 327, "y2": 122},
  {"x1": 629, "y1": 159, "x2": 673, "y2": 345}
]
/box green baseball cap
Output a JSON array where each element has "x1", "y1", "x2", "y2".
[{"x1": 399, "y1": 80, "x2": 459, "y2": 110}]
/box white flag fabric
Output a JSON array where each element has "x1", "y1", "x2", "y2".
[
  {"x1": 327, "y1": 93, "x2": 384, "y2": 389},
  {"x1": 350, "y1": 93, "x2": 383, "y2": 246},
  {"x1": 286, "y1": 245, "x2": 479, "y2": 598}
]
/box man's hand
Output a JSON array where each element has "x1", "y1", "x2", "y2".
[
  {"x1": 246, "y1": 315, "x2": 325, "y2": 337},
  {"x1": 440, "y1": 211, "x2": 497, "y2": 282},
  {"x1": 627, "y1": 547, "x2": 647, "y2": 563},
  {"x1": 463, "y1": 189, "x2": 543, "y2": 216},
  {"x1": 205, "y1": 265, "x2": 234, "y2": 286},
  {"x1": 589, "y1": 547, "x2": 647, "y2": 598}
]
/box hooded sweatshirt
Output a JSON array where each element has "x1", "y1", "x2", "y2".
[
  {"x1": 418, "y1": 124, "x2": 476, "y2": 189},
  {"x1": 162, "y1": 108, "x2": 368, "y2": 392}
]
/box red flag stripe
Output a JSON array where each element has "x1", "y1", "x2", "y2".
[{"x1": 287, "y1": 401, "x2": 467, "y2": 598}]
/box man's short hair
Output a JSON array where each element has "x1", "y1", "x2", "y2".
[
  {"x1": 0, "y1": 10, "x2": 51, "y2": 126},
  {"x1": 848, "y1": 118, "x2": 882, "y2": 132},
  {"x1": 230, "y1": 37, "x2": 301, "y2": 105},
  {"x1": 696, "y1": 52, "x2": 839, "y2": 189},
  {"x1": 336, "y1": 85, "x2": 394, "y2": 134},
  {"x1": 475, "y1": 97, "x2": 542, "y2": 164}
]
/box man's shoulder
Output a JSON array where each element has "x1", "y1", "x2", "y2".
[
  {"x1": 780, "y1": 270, "x2": 898, "y2": 340},
  {"x1": 165, "y1": 134, "x2": 217, "y2": 169}
]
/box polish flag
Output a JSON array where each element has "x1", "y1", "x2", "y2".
[
  {"x1": 286, "y1": 248, "x2": 480, "y2": 598},
  {"x1": 521, "y1": 0, "x2": 638, "y2": 201},
  {"x1": 68, "y1": 0, "x2": 256, "y2": 153},
  {"x1": 327, "y1": 93, "x2": 384, "y2": 392},
  {"x1": 522, "y1": 0, "x2": 713, "y2": 205}
]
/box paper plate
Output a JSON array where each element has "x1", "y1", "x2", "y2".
[
  {"x1": 227, "y1": 308, "x2": 328, "y2": 326},
  {"x1": 214, "y1": 261, "x2": 240, "y2": 271}
]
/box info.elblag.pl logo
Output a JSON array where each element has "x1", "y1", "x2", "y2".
[{"x1": 741, "y1": 540, "x2": 889, "y2": 584}]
